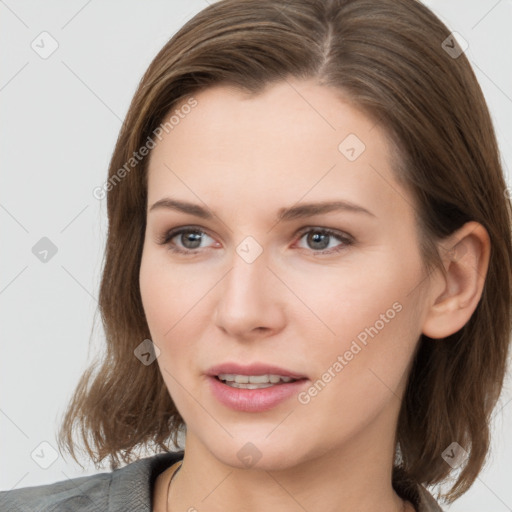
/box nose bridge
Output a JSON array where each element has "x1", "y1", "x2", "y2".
[{"x1": 214, "y1": 239, "x2": 284, "y2": 336}]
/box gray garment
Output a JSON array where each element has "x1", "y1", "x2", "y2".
[
  {"x1": 0, "y1": 450, "x2": 443, "y2": 511},
  {"x1": 0, "y1": 451, "x2": 182, "y2": 512}
]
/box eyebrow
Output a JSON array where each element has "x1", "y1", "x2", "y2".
[{"x1": 148, "y1": 198, "x2": 375, "y2": 221}]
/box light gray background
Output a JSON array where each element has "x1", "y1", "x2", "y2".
[{"x1": 1, "y1": 1, "x2": 511, "y2": 510}]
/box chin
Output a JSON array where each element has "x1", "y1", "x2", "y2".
[{"x1": 202, "y1": 433, "x2": 307, "y2": 472}]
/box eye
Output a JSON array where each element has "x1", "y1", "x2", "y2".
[
  {"x1": 294, "y1": 227, "x2": 353, "y2": 254},
  {"x1": 156, "y1": 226, "x2": 354, "y2": 256},
  {"x1": 157, "y1": 227, "x2": 217, "y2": 254}
]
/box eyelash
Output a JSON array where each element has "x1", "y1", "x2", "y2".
[{"x1": 156, "y1": 226, "x2": 354, "y2": 256}]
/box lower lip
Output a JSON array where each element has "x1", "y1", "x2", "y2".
[{"x1": 207, "y1": 376, "x2": 309, "y2": 412}]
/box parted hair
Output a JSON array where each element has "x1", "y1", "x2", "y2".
[{"x1": 57, "y1": 0, "x2": 512, "y2": 503}]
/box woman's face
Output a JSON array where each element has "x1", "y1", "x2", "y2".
[{"x1": 140, "y1": 79, "x2": 434, "y2": 470}]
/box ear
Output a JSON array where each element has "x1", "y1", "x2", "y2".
[{"x1": 421, "y1": 221, "x2": 491, "y2": 339}]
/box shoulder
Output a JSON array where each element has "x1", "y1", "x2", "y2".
[
  {"x1": 0, "y1": 472, "x2": 111, "y2": 512},
  {"x1": 0, "y1": 450, "x2": 184, "y2": 512}
]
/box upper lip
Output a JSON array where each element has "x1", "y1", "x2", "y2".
[{"x1": 207, "y1": 362, "x2": 307, "y2": 380}]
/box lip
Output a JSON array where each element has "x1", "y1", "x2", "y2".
[{"x1": 206, "y1": 362, "x2": 309, "y2": 412}]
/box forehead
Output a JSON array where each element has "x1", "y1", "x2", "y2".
[{"x1": 146, "y1": 79, "x2": 411, "y2": 222}]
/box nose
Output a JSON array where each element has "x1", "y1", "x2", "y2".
[{"x1": 213, "y1": 244, "x2": 286, "y2": 340}]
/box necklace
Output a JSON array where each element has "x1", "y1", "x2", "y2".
[
  {"x1": 165, "y1": 462, "x2": 409, "y2": 512},
  {"x1": 165, "y1": 461, "x2": 182, "y2": 512}
]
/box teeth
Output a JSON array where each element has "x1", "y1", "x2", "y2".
[
  {"x1": 226, "y1": 382, "x2": 275, "y2": 389},
  {"x1": 217, "y1": 374, "x2": 297, "y2": 385}
]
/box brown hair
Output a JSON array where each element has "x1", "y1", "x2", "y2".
[{"x1": 57, "y1": 0, "x2": 512, "y2": 504}]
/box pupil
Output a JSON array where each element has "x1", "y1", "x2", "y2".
[{"x1": 308, "y1": 232, "x2": 329, "y2": 250}]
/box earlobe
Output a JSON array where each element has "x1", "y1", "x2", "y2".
[{"x1": 421, "y1": 221, "x2": 491, "y2": 340}]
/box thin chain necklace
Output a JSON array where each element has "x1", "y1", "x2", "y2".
[
  {"x1": 165, "y1": 462, "x2": 409, "y2": 512},
  {"x1": 166, "y1": 462, "x2": 182, "y2": 512}
]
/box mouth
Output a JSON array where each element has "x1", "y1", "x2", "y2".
[{"x1": 206, "y1": 363, "x2": 309, "y2": 412}]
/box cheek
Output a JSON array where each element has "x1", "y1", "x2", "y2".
[
  {"x1": 298, "y1": 298, "x2": 418, "y2": 443},
  {"x1": 298, "y1": 253, "x2": 422, "y2": 392},
  {"x1": 139, "y1": 250, "x2": 196, "y2": 406},
  {"x1": 139, "y1": 263, "x2": 172, "y2": 340},
  {"x1": 289, "y1": 257, "x2": 409, "y2": 345},
  {"x1": 139, "y1": 248, "x2": 213, "y2": 379},
  {"x1": 139, "y1": 247, "x2": 201, "y2": 340}
]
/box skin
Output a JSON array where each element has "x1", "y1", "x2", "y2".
[{"x1": 139, "y1": 78, "x2": 490, "y2": 512}]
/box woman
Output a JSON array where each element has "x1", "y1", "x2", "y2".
[{"x1": 2, "y1": 0, "x2": 510, "y2": 511}]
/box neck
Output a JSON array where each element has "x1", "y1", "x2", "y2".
[{"x1": 168, "y1": 410, "x2": 408, "y2": 512}]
